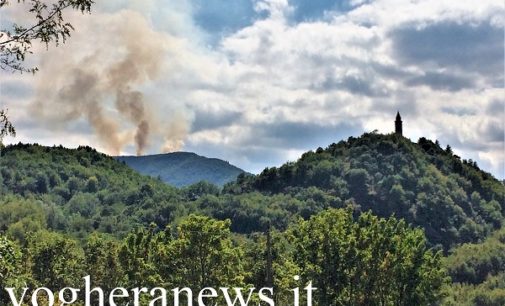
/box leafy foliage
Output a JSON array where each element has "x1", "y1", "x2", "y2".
[
  {"x1": 0, "y1": 0, "x2": 93, "y2": 73},
  {"x1": 0, "y1": 235, "x2": 24, "y2": 304},
  {"x1": 445, "y1": 228, "x2": 505, "y2": 285},
  {"x1": 0, "y1": 143, "x2": 184, "y2": 238},
  {"x1": 443, "y1": 273, "x2": 505, "y2": 306},
  {"x1": 0, "y1": 210, "x2": 445, "y2": 305},
  {"x1": 443, "y1": 228, "x2": 505, "y2": 305},
  {"x1": 0, "y1": 109, "x2": 15, "y2": 147},
  {"x1": 290, "y1": 209, "x2": 446, "y2": 305}
]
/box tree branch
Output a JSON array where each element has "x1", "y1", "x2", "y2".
[{"x1": 0, "y1": 3, "x2": 71, "y2": 46}]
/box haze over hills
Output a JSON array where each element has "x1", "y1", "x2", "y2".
[{"x1": 116, "y1": 152, "x2": 245, "y2": 187}]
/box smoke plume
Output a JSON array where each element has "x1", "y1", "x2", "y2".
[{"x1": 30, "y1": 10, "x2": 190, "y2": 155}]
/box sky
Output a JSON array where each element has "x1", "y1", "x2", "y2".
[{"x1": 0, "y1": 0, "x2": 504, "y2": 178}]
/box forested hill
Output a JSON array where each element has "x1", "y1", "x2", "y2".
[
  {"x1": 1, "y1": 136, "x2": 503, "y2": 305},
  {"x1": 224, "y1": 132, "x2": 505, "y2": 251},
  {"x1": 116, "y1": 152, "x2": 244, "y2": 187},
  {"x1": 0, "y1": 143, "x2": 450, "y2": 305},
  {"x1": 0, "y1": 143, "x2": 185, "y2": 238},
  {"x1": 1, "y1": 135, "x2": 504, "y2": 252}
]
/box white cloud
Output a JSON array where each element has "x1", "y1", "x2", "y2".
[
  {"x1": 254, "y1": 0, "x2": 292, "y2": 19},
  {"x1": 1, "y1": 0, "x2": 503, "y2": 178}
]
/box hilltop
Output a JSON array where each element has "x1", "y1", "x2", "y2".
[
  {"x1": 0, "y1": 143, "x2": 184, "y2": 238},
  {"x1": 223, "y1": 132, "x2": 505, "y2": 251},
  {"x1": 1, "y1": 135, "x2": 503, "y2": 251},
  {"x1": 116, "y1": 152, "x2": 244, "y2": 187}
]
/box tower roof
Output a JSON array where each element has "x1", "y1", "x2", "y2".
[{"x1": 395, "y1": 111, "x2": 403, "y2": 136}]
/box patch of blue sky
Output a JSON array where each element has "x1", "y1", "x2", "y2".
[
  {"x1": 190, "y1": 0, "x2": 370, "y2": 41},
  {"x1": 290, "y1": 0, "x2": 354, "y2": 21},
  {"x1": 192, "y1": 0, "x2": 256, "y2": 37}
]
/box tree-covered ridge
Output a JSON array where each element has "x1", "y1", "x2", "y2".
[
  {"x1": 116, "y1": 152, "x2": 245, "y2": 187},
  {"x1": 0, "y1": 143, "x2": 185, "y2": 239},
  {"x1": 1, "y1": 134, "x2": 504, "y2": 252},
  {"x1": 446, "y1": 227, "x2": 505, "y2": 285},
  {"x1": 0, "y1": 143, "x2": 330, "y2": 240},
  {"x1": 224, "y1": 133, "x2": 505, "y2": 251},
  {"x1": 443, "y1": 228, "x2": 505, "y2": 305}
]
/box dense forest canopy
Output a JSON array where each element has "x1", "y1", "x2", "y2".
[
  {"x1": 443, "y1": 227, "x2": 505, "y2": 305},
  {"x1": 223, "y1": 133, "x2": 504, "y2": 251},
  {"x1": 0, "y1": 143, "x2": 183, "y2": 239},
  {"x1": 0, "y1": 210, "x2": 446, "y2": 305},
  {"x1": 0, "y1": 133, "x2": 504, "y2": 305},
  {"x1": 2, "y1": 134, "x2": 503, "y2": 250}
]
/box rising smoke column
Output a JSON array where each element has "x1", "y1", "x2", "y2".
[
  {"x1": 31, "y1": 9, "x2": 190, "y2": 155},
  {"x1": 115, "y1": 90, "x2": 151, "y2": 155},
  {"x1": 38, "y1": 67, "x2": 128, "y2": 154}
]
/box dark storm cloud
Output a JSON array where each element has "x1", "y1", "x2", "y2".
[
  {"x1": 249, "y1": 120, "x2": 363, "y2": 149},
  {"x1": 438, "y1": 132, "x2": 490, "y2": 153},
  {"x1": 307, "y1": 55, "x2": 392, "y2": 98},
  {"x1": 405, "y1": 71, "x2": 475, "y2": 92},
  {"x1": 437, "y1": 128, "x2": 504, "y2": 178},
  {"x1": 371, "y1": 62, "x2": 413, "y2": 79},
  {"x1": 438, "y1": 121, "x2": 504, "y2": 158},
  {"x1": 14, "y1": 116, "x2": 93, "y2": 135},
  {"x1": 391, "y1": 21, "x2": 504, "y2": 76},
  {"x1": 186, "y1": 120, "x2": 364, "y2": 173},
  {"x1": 191, "y1": 109, "x2": 243, "y2": 132},
  {"x1": 186, "y1": 141, "x2": 288, "y2": 167}
]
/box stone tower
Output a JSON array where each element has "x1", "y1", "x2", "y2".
[{"x1": 395, "y1": 111, "x2": 402, "y2": 136}]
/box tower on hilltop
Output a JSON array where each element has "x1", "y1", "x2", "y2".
[{"x1": 395, "y1": 111, "x2": 403, "y2": 136}]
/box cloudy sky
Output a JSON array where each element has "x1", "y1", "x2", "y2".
[{"x1": 1, "y1": 0, "x2": 504, "y2": 178}]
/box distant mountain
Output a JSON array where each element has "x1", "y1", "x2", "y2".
[{"x1": 116, "y1": 152, "x2": 245, "y2": 187}]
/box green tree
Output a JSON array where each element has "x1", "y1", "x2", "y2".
[
  {"x1": 243, "y1": 230, "x2": 301, "y2": 304},
  {"x1": 35, "y1": 172, "x2": 49, "y2": 193},
  {"x1": 86, "y1": 176, "x2": 99, "y2": 193},
  {"x1": 0, "y1": 235, "x2": 24, "y2": 304},
  {"x1": 84, "y1": 233, "x2": 124, "y2": 293},
  {"x1": 183, "y1": 181, "x2": 221, "y2": 200},
  {"x1": 26, "y1": 231, "x2": 84, "y2": 290},
  {"x1": 289, "y1": 208, "x2": 446, "y2": 305},
  {"x1": 118, "y1": 224, "x2": 164, "y2": 288},
  {"x1": 346, "y1": 168, "x2": 369, "y2": 203},
  {"x1": 0, "y1": 196, "x2": 47, "y2": 242},
  {"x1": 162, "y1": 215, "x2": 246, "y2": 303}
]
